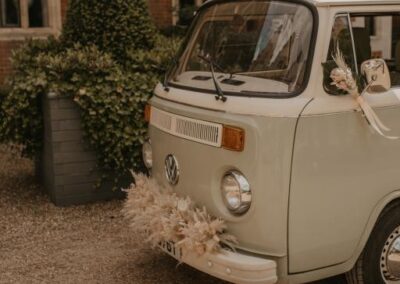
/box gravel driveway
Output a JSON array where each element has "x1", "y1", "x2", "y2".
[{"x1": 0, "y1": 145, "x2": 345, "y2": 284}]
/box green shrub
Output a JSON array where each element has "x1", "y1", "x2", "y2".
[
  {"x1": 62, "y1": 0, "x2": 156, "y2": 63},
  {"x1": 160, "y1": 25, "x2": 189, "y2": 38},
  {"x1": 127, "y1": 35, "x2": 182, "y2": 74},
  {"x1": 0, "y1": 38, "x2": 61, "y2": 155},
  {"x1": 1, "y1": 0, "x2": 182, "y2": 184},
  {"x1": 0, "y1": 35, "x2": 181, "y2": 182},
  {"x1": 0, "y1": 85, "x2": 9, "y2": 125}
]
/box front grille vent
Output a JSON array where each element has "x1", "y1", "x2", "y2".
[{"x1": 150, "y1": 107, "x2": 223, "y2": 147}]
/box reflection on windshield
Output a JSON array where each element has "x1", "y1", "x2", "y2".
[{"x1": 170, "y1": 1, "x2": 314, "y2": 96}]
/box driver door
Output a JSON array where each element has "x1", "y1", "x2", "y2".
[{"x1": 288, "y1": 12, "x2": 400, "y2": 273}]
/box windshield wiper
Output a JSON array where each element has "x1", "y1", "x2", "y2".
[{"x1": 198, "y1": 54, "x2": 227, "y2": 102}]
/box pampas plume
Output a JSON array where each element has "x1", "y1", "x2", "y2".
[
  {"x1": 330, "y1": 46, "x2": 358, "y2": 94},
  {"x1": 123, "y1": 173, "x2": 238, "y2": 256}
]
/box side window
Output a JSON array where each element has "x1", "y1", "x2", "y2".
[
  {"x1": 323, "y1": 15, "x2": 357, "y2": 95},
  {"x1": 28, "y1": 0, "x2": 48, "y2": 28},
  {"x1": 351, "y1": 14, "x2": 400, "y2": 87},
  {"x1": 0, "y1": 0, "x2": 20, "y2": 27},
  {"x1": 0, "y1": 0, "x2": 49, "y2": 29}
]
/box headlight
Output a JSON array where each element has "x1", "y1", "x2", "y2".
[
  {"x1": 142, "y1": 141, "x2": 153, "y2": 169},
  {"x1": 221, "y1": 170, "x2": 251, "y2": 215}
]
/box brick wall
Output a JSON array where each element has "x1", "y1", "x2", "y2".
[
  {"x1": 61, "y1": 0, "x2": 68, "y2": 22},
  {"x1": 148, "y1": 0, "x2": 173, "y2": 28},
  {"x1": 0, "y1": 41, "x2": 23, "y2": 84},
  {"x1": 0, "y1": 0, "x2": 69, "y2": 84}
]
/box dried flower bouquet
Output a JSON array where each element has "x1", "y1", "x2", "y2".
[
  {"x1": 330, "y1": 46, "x2": 398, "y2": 140},
  {"x1": 123, "y1": 173, "x2": 238, "y2": 256}
]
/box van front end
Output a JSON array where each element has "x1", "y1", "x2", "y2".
[
  {"x1": 141, "y1": 0, "x2": 318, "y2": 283},
  {"x1": 147, "y1": 94, "x2": 296, "y2": 284},
  {"x1": 144, "y1": 85, "x2": 311, "y2": 284}
]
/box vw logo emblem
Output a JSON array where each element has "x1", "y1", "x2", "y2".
[{"x1": 165, "y1": 154, "x2": 180, "y2": 185}]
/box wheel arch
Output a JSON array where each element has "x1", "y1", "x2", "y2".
[
  {"x1": 287, "y1": 191, "x2": 400, "y2": 284},
  {"x1": 348, "y1": 191, "x2": 400, "y2": 270}
]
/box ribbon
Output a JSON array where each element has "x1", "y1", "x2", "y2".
[{"x1": 354, "y1": 94, "x2": 398, "y2": 140}]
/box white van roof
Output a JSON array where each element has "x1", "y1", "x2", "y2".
[
  {"x1": 204, "y1": 0, "x2": 400, "y2": 7},
  {"x1": 312, "y1": 0, "x2": 400, "y2": 6}
]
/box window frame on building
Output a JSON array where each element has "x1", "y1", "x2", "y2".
[{"x1": 0, "y1": 0, "x2": 62, "y2": 40}]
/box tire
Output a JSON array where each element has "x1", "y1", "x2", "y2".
[{"x1": 346, "y1": 201, "x2": 400, "y2": 284}]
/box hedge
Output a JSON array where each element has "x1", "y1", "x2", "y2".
[
  {"x1": 0, "y1": 35, "x2": 180, "y2": 182},
  {"x1": 62, "y1": 0, "x2": 156, "y2": 63},
  {"x1": 0, "y1": 0, "x2": 184, "y2": 185}
]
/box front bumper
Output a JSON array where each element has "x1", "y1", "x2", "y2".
[{"x1": 162, "y1": 246, "x2": 278, "y2": 284}]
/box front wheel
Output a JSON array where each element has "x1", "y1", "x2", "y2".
[{"x1": 346, "y1": 201, "x2": 400, "y2": 284}]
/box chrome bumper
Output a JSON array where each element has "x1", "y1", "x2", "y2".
[{"x1": 162, "y1": 246, "x2": 278, "y2": 284}]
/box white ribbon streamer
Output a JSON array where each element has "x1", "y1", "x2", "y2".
[{"x1": 355, "y1": 94, "x2": 398, "y2": 140}]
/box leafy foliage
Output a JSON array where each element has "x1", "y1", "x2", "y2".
[
  {"x1": 0, "y1": 35, "x2": 181, "y2": 179},
  {"x1": 0, "y1": 38, "x2": 62, "y2": 155},
  {"x1": 126, "y1": 35, "x2": 182, "y2": 74},
  {"x1": 0, "y1": 0, "x2": 182, "y2": 184},
  {"x1": 160, "y1": 25, "x2": 189, "y2": 38},
  {"x1": 62, "y1": 0, "x2": 156, "y2": 63}
]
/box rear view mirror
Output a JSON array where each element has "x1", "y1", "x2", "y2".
[{"x1": 361, "y1": 59, "x2": 391, "y2": 93}]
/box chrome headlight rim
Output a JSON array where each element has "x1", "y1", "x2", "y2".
[
  {"x1": 142, "y1": 140, "x2": 153, "y2": 169},
  {"x1": 221, "y1": 170, "x2": 252, "y2": 215}
]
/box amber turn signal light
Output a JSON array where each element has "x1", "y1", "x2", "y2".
[
  {"x1": 222, "y1": 126, "x2": 245, "y2": 152},
  {"x1": 144, "y1": 104, "x2": 151, "y2": 123}
]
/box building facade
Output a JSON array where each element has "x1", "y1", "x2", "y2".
[
  {"x1": 0, "y1": 0, "x2": 202, "y2": 84},
  {"x1": 0, "y1": 0, "x2": 67, "y2": 83}
]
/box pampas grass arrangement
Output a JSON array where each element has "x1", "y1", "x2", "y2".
[
  {"x1": 330, "y1": 46, "x2": 358, "y2": 95},
  {"x1": 123, "y1": 173, "x2": 238, "y2": 256}
]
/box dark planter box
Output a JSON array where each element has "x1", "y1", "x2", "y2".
[{"x1": 36, "y1": 93, "x2": 128, "y2": 206}]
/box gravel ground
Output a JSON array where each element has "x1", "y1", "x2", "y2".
[{"x1": 0, "y1": 145, "x2": 345, "y2": 284}]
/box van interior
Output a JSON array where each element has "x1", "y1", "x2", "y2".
[{"x1": 325, "y1": 14, "x2": 400, "y2": 94}]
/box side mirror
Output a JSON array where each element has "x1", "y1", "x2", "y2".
[{"x1": 361, "y1": 59, "x2": 391, "y2": 93}]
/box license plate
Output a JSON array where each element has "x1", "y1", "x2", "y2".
[{"x1": 160, "y1": 241, "x2": 182, "y2": 260}]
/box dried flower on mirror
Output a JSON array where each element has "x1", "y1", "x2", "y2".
[
  {"x1": 330, "y1": 46, "x2": 358, "y2": 94},
  {"x1": 329, "y1": 45, "x2": 398, "y2": 140}
]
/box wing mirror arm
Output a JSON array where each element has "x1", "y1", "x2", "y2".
[{"x1": 360, "y1": 77, "x2": 377, "y2": 97}]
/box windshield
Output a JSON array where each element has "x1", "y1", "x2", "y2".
[{"x1": 169, "y1": 0, "x2": 315, "y2": 97}]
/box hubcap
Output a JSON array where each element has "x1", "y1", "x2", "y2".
[{"x1": 381, "y1": 226, "x2": 400, "y2": 283}]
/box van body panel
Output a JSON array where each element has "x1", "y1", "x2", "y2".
[
  {"x1": 149, "y1": 95, "x2": 309, "y2": 257},
  {"x1": 154, "y1": 84, "x2": 313, "y2": 118},
  {"x1": 286, "y1": 3, "x2": 400, "y2": 273},
  {"x1": 289, "y1": 103, "x2": 400, "y2": 273}
]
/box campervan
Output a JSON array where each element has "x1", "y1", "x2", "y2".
[{"x1": 142, "y1": 0, "x2": 400, "y2": 283}]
